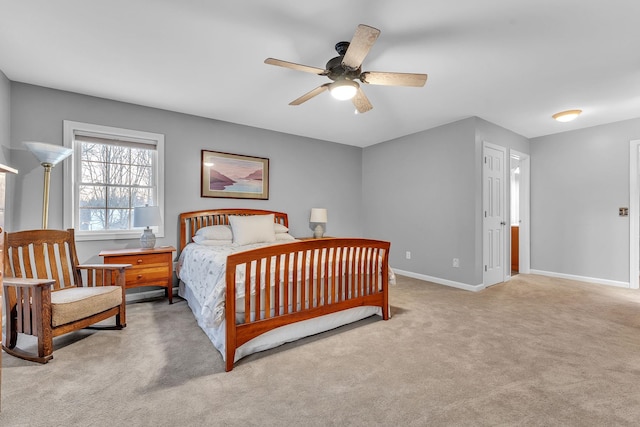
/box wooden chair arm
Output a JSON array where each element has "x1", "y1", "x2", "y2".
[
  {"x1": 2, "y1": 277, "x2": 56, "y2": 289},
  {"x1": 77, "y1": 264, "x2": 131, "y2": 287}
]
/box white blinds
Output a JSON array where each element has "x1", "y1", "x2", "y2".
[{"x1": 73, "y1": 132, "x2": 157, "y2": 151}]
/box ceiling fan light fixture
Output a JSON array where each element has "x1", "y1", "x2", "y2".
[
  {"x1": 552, "y1": 109, "x2": 582, "y2": 122},
  {"x1": 329, "y1": 79, "x2": 359, "y2": 100}
]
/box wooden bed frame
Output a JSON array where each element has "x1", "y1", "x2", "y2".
[{"x1": 178, "y1": 209, "x2": 390, "y2": 371}]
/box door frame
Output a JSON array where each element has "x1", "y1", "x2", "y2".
[
  {"x1": 483, "y1": 141, "x2": 508, "y2": 287},
  {"x1": 510, "y1": 150, "x2": 531, "y2": 274},
  {"x1": 629, "y1": 140, "x2": 640, "y2": 289}
]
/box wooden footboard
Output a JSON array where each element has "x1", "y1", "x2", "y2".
[{"x1": 224, "y1": 238, "x2": 390, "y2": 371}]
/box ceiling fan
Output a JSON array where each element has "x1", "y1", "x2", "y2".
[{"x1": 264, "y1": 24, "x2": 428, "y2": 114}]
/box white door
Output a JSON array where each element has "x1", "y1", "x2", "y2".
[{"x1": 483, "y1": 142, "x2": 507, "y2": 287}]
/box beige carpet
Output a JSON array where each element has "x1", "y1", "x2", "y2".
[{"x1": 2, "y1": 274, "x2": 640, "y2": 426}]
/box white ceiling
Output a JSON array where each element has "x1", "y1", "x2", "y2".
[{"x1": 1, "y1": 1, "x2": 639, "y2": 148}]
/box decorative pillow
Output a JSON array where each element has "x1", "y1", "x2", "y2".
[
  {"x1": 274, "y1": 223, "x2": 289, "y2": 233},
  {"x1": 194, "y1": 225, "x2": 233, "y2": 240},
  {"x1": 275, "y1": 232, "x2": 295, "y2": 241},
  {"x1": 229, "y1": 214, "x2": 276, "y2": 245},
  {"x1": 193, "y1": 235, "x2": 233, "y2": 246}
]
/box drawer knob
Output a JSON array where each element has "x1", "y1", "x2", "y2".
[
  {"x1": 137, "y1": 274, "x2": 143, "y2": 279},
  {"x1": 137, "y1": 259, "x2": 143, "y2": 264}
]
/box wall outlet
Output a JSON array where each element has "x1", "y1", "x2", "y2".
[
  {"x1": 452, "y1": 258, "x2": 460, "y2": 268},
  {"x1": 405, "y1": 251, "x2": 411, "y2": 260}
]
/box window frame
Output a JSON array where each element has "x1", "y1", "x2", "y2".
[{"x1": 63, "y1": 120, "x2": 165, "y2": 242}]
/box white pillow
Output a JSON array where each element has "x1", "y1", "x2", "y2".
[
  {"x1": 193, "y1": 236, "x2": 233, "y2": 246},
  {"x1": 274, "y1": 223, "x2": 288, "y2": 233},
  {"x1": 195, "y1": 225, "x2": 233, "y2": 240},
  {"x1": 229, "y1": 214, "x2": 276, "y2": 245},
  {"x1": 275, "y1": 232, "x2": 295, "y2": 241}
]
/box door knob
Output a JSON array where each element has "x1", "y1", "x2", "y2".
[{"x1": 500, "y1": 221, "x2": 506, "y2": 225}]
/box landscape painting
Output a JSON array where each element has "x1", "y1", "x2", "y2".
[{"x1": 201, "y1": 150, "x2": 269, "y2": 199}]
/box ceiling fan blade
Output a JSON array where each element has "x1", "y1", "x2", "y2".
[
  {"x1": 264, "y1": 58, "x2": 327, "y2": 75},
  {"x1": 361, "y1": 71, "x2": 428, "y2": 87},
  {"x1": 352, "y1": 87, "x2": 373, "y2": 114},
  {"x1": 342, "y1": 24, "x2": 381, "y2": 71},
  {"x1": 289, "y1": 84, "x2": 330, "y2": 105}
]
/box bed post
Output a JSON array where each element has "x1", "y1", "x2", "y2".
[
  {"x1": 382, "y1": 247, "x2": 390, "y2": 320},
  {"x1": 225, "y1": 264, "x2": 237, "y2": 372}
]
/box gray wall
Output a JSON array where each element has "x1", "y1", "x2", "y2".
[
  {"x1": 475, "y1": 117, "x2": 530, "y2": 155},
  {"x1": 363, "y1": 117, "x2": 529, "y2": 287},
  {"x1": 530, "y1": 118, "x2": 640, "y2": 283},
  {"x1": 363, "y1": 118, "x2": 478, "y2": 284},
  {"x1": 9, "y1": 83, "x2": 363, "y2": 263}
]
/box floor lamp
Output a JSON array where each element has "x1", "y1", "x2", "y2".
[{"x1": 24, "y1": 142, "x2": 73, "y2": 229}]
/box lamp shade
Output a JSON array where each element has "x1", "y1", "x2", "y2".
[
  {"x1": 24, "y1": 141, "x2": 73, "y2": 166},
  {"x1": 133, "y1": 205, "x2": 162, "y2": 227},
  {"x1": 329, "y1": 79, "x2": 358, "y2": 100},
  {"x1": 310, "y1": 208, "x2": 328, "y2": 223}
]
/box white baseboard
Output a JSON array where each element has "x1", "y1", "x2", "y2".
[
  {"x1": 392, "y1": 268, "x2": 485, "y2": 292},
  {"x1": 529, "y1": 269, "x2": 630, "y2": 289},
  {"x1": 125, "y1": 286, "x2": 178, "y2": 303}
]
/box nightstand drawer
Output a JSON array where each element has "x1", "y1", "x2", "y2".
[
  {"x1": 108, "y1": 253, "x2": 170, "y2": 267},
  {"x1": 125, "y1": 266, "x2": 169, "y2": 287}
]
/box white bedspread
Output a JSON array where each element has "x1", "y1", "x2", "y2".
[{"x1": 177, "y1": 240, "x2": 289, "y2": 328}]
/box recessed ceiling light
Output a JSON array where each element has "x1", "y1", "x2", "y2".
[{"x1": 552, "y1": 109, "x2": 582, "y2": 122}]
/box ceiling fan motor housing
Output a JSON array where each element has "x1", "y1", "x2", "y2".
[{"x1": 326, "y1": 42, "x2": 362, "y2": 82}]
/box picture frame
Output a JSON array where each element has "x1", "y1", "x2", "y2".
[{"x1": 200, "y1": 150, "x2": 269, "y2": 199}]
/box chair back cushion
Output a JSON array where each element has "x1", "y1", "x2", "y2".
[{"x1": 4, "y1": 229, "x2": 82, "y2": 290}]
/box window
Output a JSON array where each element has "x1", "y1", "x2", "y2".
[{"x1": 63, "y1": 121, "x2": 165, "y2": 241}]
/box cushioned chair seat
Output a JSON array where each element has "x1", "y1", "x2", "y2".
[{"x1": 51, "y1": 286, "x2": 123, "y2": 327}]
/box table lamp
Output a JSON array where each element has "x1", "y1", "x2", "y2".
[
  {"x1": 133, "y1": 205, "x2": 162, "y2": 248},
  {"x1": 310, "y1": 208, "x2": 327, "y2": 238}
]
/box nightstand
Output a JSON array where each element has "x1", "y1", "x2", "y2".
[{"x1": 99, "y1": 246, "x2": 176, "y2": 304}]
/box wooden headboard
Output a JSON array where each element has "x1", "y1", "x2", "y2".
[{"x1": 179, "y1": 209, "x2": 289, "y2": 252}]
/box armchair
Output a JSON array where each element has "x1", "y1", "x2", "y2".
[{"x1": 2, "y1": 229, "x2": 131, "y2": 363}]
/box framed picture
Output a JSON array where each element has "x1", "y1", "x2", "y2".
[{"x1": 201, "y1": 150, "x2": 269, "y2": 199}]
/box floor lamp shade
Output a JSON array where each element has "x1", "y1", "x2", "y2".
[
  {"x1": 134, "y1": 205, "x2": 162, "y2": 248},
  {"x1": 24, "y1": 141, "x2": 73, "y2": 229}
]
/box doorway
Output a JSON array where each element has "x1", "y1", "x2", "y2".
[
  {"x1": 510, "y1": 156, "x2": 520, "y2": 275},
  {"x1": 483, "y1": 144, "x2": 531, "y2": 288},
  {"x1": 510, "y1": 150, "x2": 530, "y2": 275}
]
